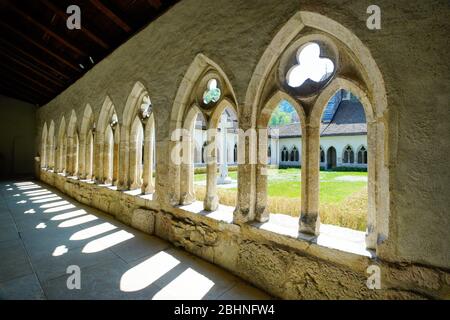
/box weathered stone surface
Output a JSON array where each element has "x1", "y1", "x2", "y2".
[
  {"x1": 39, "y1": 171, "x2": 450, "y2": 299},
  {"x1": 36, "y1": 0, "x2": 450, "y2": 300},
  {"x1": 131, "y1": 208, "x2": 155, "y2": 234}
]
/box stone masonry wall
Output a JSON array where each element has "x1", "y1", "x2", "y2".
[{"x1": 36, "y1": 0, "x2": 450, "y2": 298}]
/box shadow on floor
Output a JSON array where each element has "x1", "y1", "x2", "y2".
[{"x1": 0, "y1": 180, "x2": 270, "y2": 300}]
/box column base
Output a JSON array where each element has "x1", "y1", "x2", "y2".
[
  {"x1": 365, "y1": 223, "x2": 377, "y2": 250},
  {"x1": 299, "y1": 212, "x2": 320, "y2": 236},
  {"x1": 180, "y1": 191, "x2": 196, "y2": 205},
  {"x1": 129, "y1": 182, "x2": 141, "y2": 190},
  {"x1": 141, "y1": 184, "x2": 155, "y2": 195},
  {"x1": 203, "y1": 194, "x2": 219, "y2": 211},
  {"x1": 233, "y1": 205, "x2": 253, "y2": 224},
  {"x1": 116, "y1": 181, "x2": 129, "y2": 191},
  {"x1": 255, "y1": 206, "x2": 270, "y2": 223}
]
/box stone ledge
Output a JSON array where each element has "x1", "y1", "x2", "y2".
[{"x1": 39, "y1": 169, "x2": 450, "y2": 299}]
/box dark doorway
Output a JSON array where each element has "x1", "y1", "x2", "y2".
[{"x1": 327, "y1": 146, "x2": 336, "y2": 170}]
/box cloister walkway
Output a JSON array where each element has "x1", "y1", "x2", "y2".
[{"x1": 0, "y1": 180, "x2": 270, "y2": 300}]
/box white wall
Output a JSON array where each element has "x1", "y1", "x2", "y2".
[
  {"x1": 320, "y1": 135, "x2": 367, "y2": 168},
  {"x1": 193, "y1": 127, "x2": 367, "y2": 169}
]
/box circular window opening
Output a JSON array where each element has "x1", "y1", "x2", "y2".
[
  {"x1": 285, "y1": 42, "x2": 335, "y2": 96},
  {"x1": 202, "y1": 79, "x2": 221, "y2": 105}
]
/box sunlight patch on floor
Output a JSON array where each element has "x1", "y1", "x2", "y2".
[
  {"x1": 44, "y1": 204, "x2": 76, "y2": 213},
  {"x1": 58, "y1": 214, "x2": 98, "y2": 228},
  {"x1": 120, "y1": 251, "x2": 180, "y2": 292},
  {"x1": 152, "y1": 268, "x2": 215, "y2": 300},
  {"x1": 52, "y1": 245, "x2": 69, "y2": 256},
  {"x1": 82, "y1": 230, "x2": 134, "y2": 253},
  {"x1": 70, "y1": 222, "x2": 117, "y2": 241},
  {"x1": 51, "y1": 209, "x2": 87, "y2": 221}
]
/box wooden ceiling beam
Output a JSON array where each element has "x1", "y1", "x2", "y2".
[
  {"x1": 0, "y1": 49, "x2": 66, "y2": 88},
  {"x1": 147, "y1": 0, "x2": 162, "y2": 9},
  {"x1": 0, "y1": 64, "x2": 57, "y2": 94},
  {"x1": 0, "y1": 38, "x2": 72, "y2": 81},
  {"x1": 0, "y1": 87, "x2": 39, "y2": 104},
  {"x1": 0, "y1": 20, "x2": 82, "y2": 73},
  {"x1": 0, "y1": 77, "x2": 51, "y2": 102},
  {"x1": 89, "y1": 0, "x2": 132, "y2": 32},
  {"x1": 39, "y1": 0, "x2": 110, "y2": 50},
  {"x1": 7, "y1": 2, "x2": 88, "y2": 57}
]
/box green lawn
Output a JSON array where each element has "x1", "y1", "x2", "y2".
[{"x1": 194, "y1": 168, "x2": 367, "y2": 205}]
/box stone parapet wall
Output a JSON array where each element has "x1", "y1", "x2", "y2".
[{"x1": 40, "y1": 170, "x2": 450, "y2": 299}]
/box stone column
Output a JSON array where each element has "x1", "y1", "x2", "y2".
[
  {"x1": 203, "y1": 127, "x2": 218, "y2": 211},
  {"x1": 117, "y1": 127, "x2": 130, "y2": 191},
  {"x1": 112, "y1": 129, "x2": 119, "y2": 185},
  {"x1": 94, "y1": 134, "x2": 105, "y2": 184},
  {"x1": 233, "y1": 121, "x2": 257, "y2": 223},
  {"x1": 142, "y1": 120, "x2": 155, "y2": 194},
  {"x1": 365, "y1": 121, "x2": 377, "y2": 249},
  {"x1": 64, "y1": 138, "x2": 68, "y2": 175},
  {"x1": 180, "y1": 127, "x2": 195, "y2": 204},
  {"x1": 78, "y1": 136, "x2": 86, "y2": 179},
  {"x1": 45, "y1": 142, "x2": 51, "y2": 169},
  {"x1": 255, "y1": 127, "x2": 269, "y2": 222},
  {"x1": 86, "y1": 132, "x2": 94, "y2": 179},
  {"x1": 129, "y1": 137, "x2": 139, "y2": 190},
  {"x1": 103, "y1": 138, "x2": 113, "y2": 184},
  {"x1": 299, "y1": 122, "x2": 320, "y2": 235},
  {"x1": 66, "y1": 136, "x2": 74, "y2": 176},
  {"x1": 218, "y1": 113, "x2": 232, "y2": 184}
]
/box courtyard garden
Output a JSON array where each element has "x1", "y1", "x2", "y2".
[{"x1": 194, "y1": 168, "x2": 368, "y2": 231}]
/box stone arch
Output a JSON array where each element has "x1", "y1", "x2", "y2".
[
  {"x1": 119, "y1": 82, "x2": 155, "y2": 193},
  {"x1": 56, "y1": 116, "x2": 66, "y2": 173},
  {"x1": 179, "y1": 104, "x2": 203, "y2": 205},
  {"x1": 47, "y1": 120, "x2": 55, "y2": 170},
  {"x1": 41, "y1": 122, "x2": 48, "y2": 168},
  {"x1": 79, "y1": 104, "x2": 95, "y2": 179},
  {"x1": 258, "y1": 90, "x2": 306, "y2": 129},
  {"x1": 242, "y1": 11, "x2": 389, "y2": 250},
  {"x1": 254, "y1": 90, "x2": 305, "y2": 222},
  {"x1": 310, "y1": 77, "x2": 374, "y2": 124},
  {"x1": 311, "y1": 78, "x2": 380, "y2": 247},
  {"x1": 168, "y1": 54, "x2": 238, "y2": 210},
  {"x1": 129, "y1": 115, "x2": 144, "y2": 190},
  {"x1": 66, "y1": 110, "x2": 79, "y2": 176},
  {"x1": 96, "y1": 96, "x2": 119, "y2": 184}
]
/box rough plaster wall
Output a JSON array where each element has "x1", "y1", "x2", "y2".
[
  {"x1": 0, "y1": 95, "x2": 36, "y2": 178},
  {"x1": 36, "y1": 0, "x2": 450, "y2": 269}
]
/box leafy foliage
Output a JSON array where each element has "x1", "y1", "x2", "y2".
[{"x1": 269, "y1": 100, "x2": 298, "y2": 127}]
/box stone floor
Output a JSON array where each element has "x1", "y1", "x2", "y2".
[{"x1": 0, "y1": 180, "x2": 270, "y2": 300}]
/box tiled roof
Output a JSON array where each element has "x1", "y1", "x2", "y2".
[{"x1": 269, "y1": 100, "x2": 367, "y2": 138}]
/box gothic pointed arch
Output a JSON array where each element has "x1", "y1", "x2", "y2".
[
  {"x1": 66, "y1": 110, "x2": 79, "y2": 176},
  {"x1": 56, "y1": 116, "x2": 67, "y2": 173},
  {"x1": 119, "y1": 82, "x2": 156, "y2": 193},
  {"x1": 242, "y1": 11, "x2": 389, "y2": 249},
  {"x1": 79, "y1": 104, "x2": 95, "y2": 179},
  {"x1": 41, "y1": 122, "x2": 48, "y2": 168},
  {"x1": 168, "y1": 54, "x2": 238, "y2": 210},
  {"x1": 47, "y1": 120, "x2": 55, "y2": 170},
  {"x1": 95, "y1": 96, "x2": 120, "y2": 184}
]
